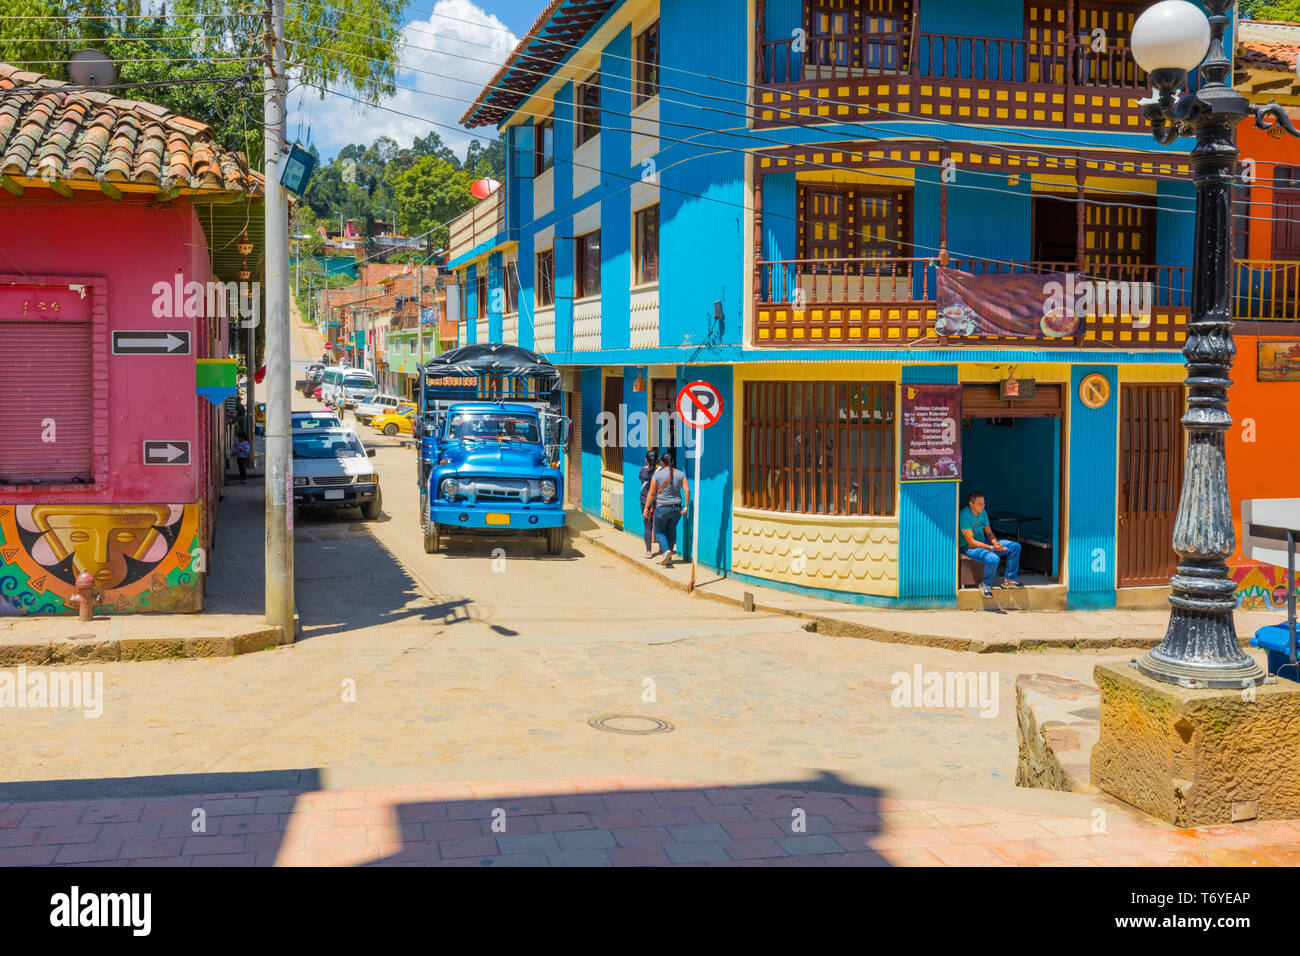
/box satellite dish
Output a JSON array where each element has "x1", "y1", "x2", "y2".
[
  {"x1": 470, "y1": 178, "x2": 502, "y2": 199},
  {"x1": 68, "y1": 49, "x2": 117, "y2": 88}
]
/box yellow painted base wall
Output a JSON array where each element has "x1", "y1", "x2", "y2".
[{"x1": 731, "y1": 508, "x2": 900, "y2": 597}]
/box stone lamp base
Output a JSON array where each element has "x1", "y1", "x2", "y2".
[{"x1": 1091, "y1": 662, "x2": 1300, "y2": 827}]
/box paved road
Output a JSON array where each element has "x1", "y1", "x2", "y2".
[{"x1": 0, "y1": 309, "x2": 1115, "y2": 802}]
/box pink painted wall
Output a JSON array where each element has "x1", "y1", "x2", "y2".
[{"x1": 0, "y1": 194, "x2": 215, "y2": 506}]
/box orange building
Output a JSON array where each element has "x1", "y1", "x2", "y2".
[{"x1": 1228, "y1": 19, "x2": 1300, "y2": 608}]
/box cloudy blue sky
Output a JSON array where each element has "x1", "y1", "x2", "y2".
[{"x1": 293, "y1": 0, "x2": 545, "y2": 162}]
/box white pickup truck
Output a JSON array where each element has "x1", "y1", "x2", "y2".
[{"x1": 291, "y1": 427, "x2": 382, "y2": 519}]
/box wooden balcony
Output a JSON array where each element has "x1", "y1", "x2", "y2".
[
  {"x1": 1234, "y1": 259, "x2": 1300, "y2": 322},
  {"x1": 755, "y1": 28, "x2": 1150, "y2": 133},
  {"x1": 753, "y1": 256, "x2": 1192, "y2": 349}
]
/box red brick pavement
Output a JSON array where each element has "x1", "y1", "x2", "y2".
[{"x1": 1, "y1": 776, "x2": 1297, "y2": 867}]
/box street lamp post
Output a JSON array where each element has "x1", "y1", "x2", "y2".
[{"x1": 1131, "y1": 0, "x2": 1300, "y2": 688}]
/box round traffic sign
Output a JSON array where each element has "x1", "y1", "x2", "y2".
[
  {"x1": 676, "y1": 380, "x2": 723, "y2": 429},
  {"x1": 324, "y1": 342, "x2": 333, "y2": 350}
]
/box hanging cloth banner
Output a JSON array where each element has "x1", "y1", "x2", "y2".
[{"x1": 935, "y1": 266, "x2": 1085, "y2": 339}]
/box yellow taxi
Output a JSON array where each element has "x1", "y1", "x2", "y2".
[{"x1": 372, "y1": 404, "x2": 417, "y2": 437}]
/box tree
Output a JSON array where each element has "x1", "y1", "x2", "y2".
[
  {"x1": 390, "y1": 157, "x2": 477, "y2": 250},
  {"x1": 0, "y1": 1, "x2": 411, "y2": 167},
  {"x1": 464, "y1": 136, "x2": 507, "y2": 182},
  {"x1": 1240, "y1": 0, "x2": 1300, "y2": 19}
]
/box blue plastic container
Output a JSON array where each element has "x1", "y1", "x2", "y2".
[{"x1": 1250, "y1": 624, "x2": 1300, "y2": 683}]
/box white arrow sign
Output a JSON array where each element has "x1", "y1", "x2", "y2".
[
  {"x1": 143, "y1": 441, "x2": 190, "y2": 465},
  {"x1": 112, "y1": 330, "x2": 191, "y2": 355}
]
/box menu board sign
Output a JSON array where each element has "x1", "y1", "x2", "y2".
[{"x1": 901, "y1": 384, "x2": 961, "y2": 481}]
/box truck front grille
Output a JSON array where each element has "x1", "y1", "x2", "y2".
[{"x1": 313, "y1": 475, "x2": 353, "y2": 486}]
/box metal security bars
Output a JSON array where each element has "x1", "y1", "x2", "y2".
[{"x1": 742, "y1": 380, "x2": 896, "y2": 517}]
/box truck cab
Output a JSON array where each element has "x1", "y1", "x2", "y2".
[{"x1": 423, "y1": 402, "x2": 569, "y2": 554}]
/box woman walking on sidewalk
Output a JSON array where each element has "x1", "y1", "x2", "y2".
[
  {"x1": 639, "y1": 449, "x2": 658, "y2": 558},
  {"x1": 233, "y1": 433, "x2": 251, "y2": 485},
  {"x1": 644, "y1": 451, "x2": 689, "y2": 568}
]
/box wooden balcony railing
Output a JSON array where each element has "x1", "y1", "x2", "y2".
[
  {"x1": 1234, "y1": 259, "x2": 1300, "y2": 322},
  {"x1": 759, "y1": 31, "x2": 1147, "y2": 89},
  {"x1": 753, "y1": 256, "x2": 1193, "y2": 348}
]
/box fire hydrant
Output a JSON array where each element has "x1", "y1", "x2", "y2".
[{"x1": 65, "y1": 572, "x2": 102, "y2": 622}]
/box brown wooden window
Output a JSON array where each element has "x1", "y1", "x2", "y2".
[
  {"x1": 475, "y1": 274, "x2": 487, "y2": 317},
  {"x1": 805, "y1": 1, "x2": 906, "y2": 76},
  {"x1": 534, "y1": 117, "x2": 554, "y2": 175},
  {"x1": 576, "y1": 230, "x2": 601, "y2": 298},
  {"x1": 799, "y1": 184, "x2": 911, "y2": 274},
  {"x1": 742, "y1": 381, "x2": 896, "y2": 517},
  {"x1": 576, "y1": 72, "x2": 601, "y2": 146},
  {"x1": 634, "y1": 21, "x2": 659, "y2": 105},
  {"x1": 633, "y1": 203, "x2": 659, "y2": 285},
  {"x1": 1273, "y1": 165, "x2": 1300, "y2": 261},
  {"x1": 536, "y1": 248, "x2": 555, "y2": 306},
  {"x1": 602, "y1": 374, "x2": 623, "y2": 473}
]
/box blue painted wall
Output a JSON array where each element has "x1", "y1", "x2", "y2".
[
  {"x1": 673, "y1": 364, "x2": 733, "y2": 571},
  {"x1": 658, "y1": 0, "x2": 749, "y2": 350},
  {"x1": 898, "y1": 365, "x2": 958, "y2": 604},
  {"x1": 1067, "y1": 365, "x2": 1118, "y2": 608},
  {"x1": 487, "y1": 250, "x2": 503, "y2": 342},
  {"x1": 581, "y1": 367, "x2": 603, "y2": 515},
  {"x1": 621, "y1": 367, "x2": 648, "y2": 534},
  {"x1": 761, "y1": 172, "x2": 797, "y2": 300},
  {"x1": 1156, "y1": 177, "x2": 1196, "y2": 308},
  {"x1": 601, "y1": 27, "x2": 633, "y2": 352},
  {"x1": 464, "y1": 262, "x2": 478, "y2": 344}
]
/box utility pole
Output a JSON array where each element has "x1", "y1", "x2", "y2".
[
  {"x1": 416, "y1": 261, "x2": 424, "y2": 399},
  {"x1": 263, "y1": 0, "x2": 294, "y2": 638}
]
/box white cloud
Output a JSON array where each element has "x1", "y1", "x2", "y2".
[{"x1": 297, "y1": 0, "x2": 518, "y2": 161}]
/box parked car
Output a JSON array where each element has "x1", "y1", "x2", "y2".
[
  {"x1": 291, "y1": 410, "x2": 342, "y2": 430},
  {"x1": 372, "y1": 405, "x2": 416, "y2": 437},
  {"x1": 298, "y1": 365, "x2": 325, "y2": 397},
  {"x1": 291, "y1": 427, "x2": 381, "y2": 519},
  {"x1": 312, "y1": 383, "x2": 324, "y2": 400},
  {"x1": 354, "y1": 393, "x2": 407, "y2": 426}
]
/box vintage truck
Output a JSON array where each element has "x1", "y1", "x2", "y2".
[{"x1": 417, "y1": 345, "x2": 570, "y2": 555}]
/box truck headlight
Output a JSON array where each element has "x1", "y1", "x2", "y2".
[
  {"x1": 293, "y1": 477, "x2": 309, "y2": 486},
  {"x1": 440, "y1": 477, "x2": 459, "y2": 498},
  {"x1": 538, "y1": 479, "x2": 557, "y2": 500}
]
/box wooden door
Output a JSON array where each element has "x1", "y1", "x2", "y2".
[
  {"x1": 1272, "y1": 166, "x2": 1300, "y2": 261},
  {"x1": 1118, "y1": 384, "x2": 1184, "y2": 587}
]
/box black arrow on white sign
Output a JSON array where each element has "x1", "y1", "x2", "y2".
[
  {"x1": 143, "y1": 441, "x2": 190, "y2": 465},
  {"x1": 112, "y1": 330, "x2": 190, "y2": 355}
]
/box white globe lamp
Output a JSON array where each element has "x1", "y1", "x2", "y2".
[{"x1": 1130, "y1": 0, "x2": 1212, "y2": 74}]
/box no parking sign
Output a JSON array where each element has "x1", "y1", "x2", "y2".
[
  {"x1": 676, "y1": 380, "x2": 723, "y2": 429},
  {"x1": 674, "y1": 381, "x2": 723, "y2": 591}
]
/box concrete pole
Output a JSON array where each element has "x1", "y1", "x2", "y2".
[
  {"x1": 416, "y1": 261, "x2": 424, "y2": 385},
  {"x1": 263, "y1": 0, "x2": 295, "y2": 637}
]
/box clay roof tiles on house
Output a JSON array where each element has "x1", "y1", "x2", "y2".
[{"x1": 0, "y1": 62, "x2": 261, "y2": 195}]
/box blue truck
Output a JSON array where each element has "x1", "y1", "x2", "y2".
[{"x1": 417, "y1": 345, "x2": 570, "y2": 555}]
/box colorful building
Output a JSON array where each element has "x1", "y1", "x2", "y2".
[
  {"x1": 447, "y1": 0, "x2": 1270, "y2": 610},
  {"x1": 1227, "y1": 19, "x2": 1300, "y2": 610},
  {"x1": 0, "y1": 63, "x2": 267, "y2": 614}
]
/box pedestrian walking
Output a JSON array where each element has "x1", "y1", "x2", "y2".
[
  {"x1": 639, "y1": 449, "x2": 658, "y2": 558},
  {"x1": 644, "y1": 450, "x2": 689, "y2": 568},
  {"x1": 233, "y1": 433, "x2": 251, "y2": 485}
]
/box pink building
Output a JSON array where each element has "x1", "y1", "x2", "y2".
[{"x1": 0, "y1": 64, "x2": 268, "y2": 615}]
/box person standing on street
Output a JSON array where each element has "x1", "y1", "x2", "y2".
[
  {"x1": 639, "y1": 449, "x2": 658, "y2": 558},
  {"x1": 644, "y1": 450, "x2": 689, "y2": 568},
  {"x1": 233, "y1": 433, "x2": 251, "y2": 485}
]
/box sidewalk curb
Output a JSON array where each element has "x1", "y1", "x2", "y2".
[
  {"x1": 567, "y1": 523, "x2": 1171, "y2": 655},
  {"x1": 0, "y1": 625, "x2": 286, "y2": 667}
]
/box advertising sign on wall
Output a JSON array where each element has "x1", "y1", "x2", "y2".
[{"x1": 901, "y1": 384, "x2": 961, "y2": 481}]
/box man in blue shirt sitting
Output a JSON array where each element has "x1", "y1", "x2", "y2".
[{"x1": 959, "y1": 491, "x2": 1023, "y2": 598}]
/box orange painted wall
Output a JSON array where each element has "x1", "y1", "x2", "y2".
[
  {"x1": 1239, "y1": 124, "x2": 1297, "y2": 259},
  {"x1": 1227, "y1": 334, "x2": 1300, "y2": 564}
]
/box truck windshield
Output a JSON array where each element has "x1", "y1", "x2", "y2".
[
  {"x1": 446, "y1": 412, "x2": 540, "y2": 444},
  {"x1": 293, "y1": 434, "x2": 367, "y2": 459}
]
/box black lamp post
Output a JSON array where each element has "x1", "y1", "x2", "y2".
[{"x1": 1130, "y1": 0, "x2": 1300, "y2": 688}]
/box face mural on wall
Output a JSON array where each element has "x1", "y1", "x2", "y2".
[{"x1": 0, "y1": 504, "x2": 200, "y2": 615}]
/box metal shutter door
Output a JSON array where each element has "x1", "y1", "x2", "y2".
[{"x1": 0, "y1": 319, "x2": 92, "y2": 482}]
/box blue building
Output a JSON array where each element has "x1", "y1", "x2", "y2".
[{"x1": 448, "y1": 0, "x2": 1206, "y2": 609}]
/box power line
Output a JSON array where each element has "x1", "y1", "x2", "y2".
[{"x1": 288, "y1": 50, "x2": 1300, "y2": 227}]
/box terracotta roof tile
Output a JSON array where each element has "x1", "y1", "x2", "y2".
[{"x1": 0, "y1": 61, "x2": 262, "y2": 195}]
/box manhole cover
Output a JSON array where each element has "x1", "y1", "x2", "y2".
[{"x1": 587, "y1": 714, "x2": 675, "y2": 735}]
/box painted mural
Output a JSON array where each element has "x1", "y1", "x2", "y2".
[
  {"x1": 0, "y1": 504, "x2": 200, "y2": 615},
  {"x1": 1232, "y1": 562, "x2": 1300, "y2": 611}
]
